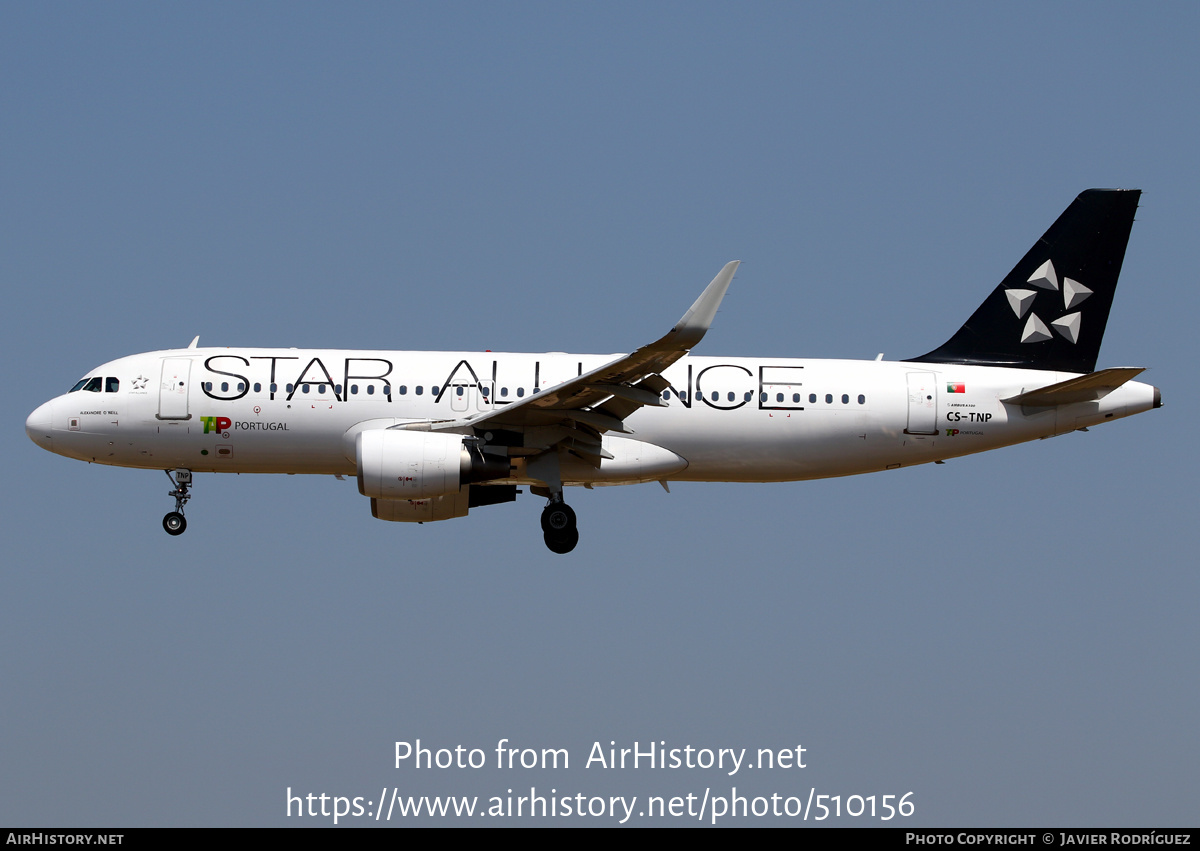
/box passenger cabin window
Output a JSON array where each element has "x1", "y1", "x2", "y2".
[
  {"x1": 517, "y1": 387, "x2": 525, "y2": 397},
  {"x1": 105, "y1": 377, "x2": 119, "y2": 393},
  {"x1": 253, "y1": 383, "x2": 261, "y2": 393},
  {"x1": 825, "y1": 394, "x2": 833, "y2": 404},
  {"x1": 367, "y1": 385, "x2": 375, "y2": 395},
  {"x1": 416, "y1": 386, "x2": 423, "y2": 395},
  {"x1": 399, "y1": 385, "x2": 407, "y2": 395},
  {"x1": 842, "y1": 394, "x2": 849, "y2": 404},
  {"x1": 858, "y1": 394, "x2": 866, "y2": 404},
  {"x1": 70, "y1": 378, "x2": 89, "y2": 392},
  {"x1": 83, "y1": 377, "x2": 102, "y2": 392}
]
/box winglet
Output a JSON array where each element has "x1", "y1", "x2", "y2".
[{"x1": 666, "y1": 261, "x2": 740, "y2": 349}]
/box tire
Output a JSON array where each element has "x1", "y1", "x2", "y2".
[
  {"x1": 540, "y1": 502, "x2": 576, "y2": 534},
  {"x1": 163, "y1": 512, "x2": 187, "y2": 536},
  {"x1": 544, "y1": 527, "x2": 579, "y2": 554}
]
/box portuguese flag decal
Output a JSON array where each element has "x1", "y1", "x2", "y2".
[{"x1": 947, "y1": 382, "x2": 965, "y2": 393}]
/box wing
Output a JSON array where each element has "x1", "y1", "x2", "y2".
[{"x1": 430, "y1": 261, "x2": 740, "y2": 456}]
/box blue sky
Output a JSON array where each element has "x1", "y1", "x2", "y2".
[{"x1": 3, "y1": 2, "x2": 1196, "y2": 826}]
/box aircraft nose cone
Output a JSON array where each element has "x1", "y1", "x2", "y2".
[{"x1": 26, "y1": 400, "x2": 55, "y2": 450}]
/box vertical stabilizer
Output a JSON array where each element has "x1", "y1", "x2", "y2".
[{"x1": 906, "y1": 189, "x2": 1140, "y2": 373}]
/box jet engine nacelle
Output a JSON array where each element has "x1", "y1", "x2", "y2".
[{"x1": 356, "y1": 429, "x2": 508, "y2": 500}]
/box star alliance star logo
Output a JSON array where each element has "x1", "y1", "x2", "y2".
[
  {"x1": 132, "y1": 375, "x2": 149, "y2": 390},
  {"x1": 1005, "y1": 259, "x2": 1091, "y2": 345}
]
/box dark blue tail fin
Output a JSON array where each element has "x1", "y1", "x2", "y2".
[{"x1": 906, "y1": 189, "x2": 1140, "y2": 374}]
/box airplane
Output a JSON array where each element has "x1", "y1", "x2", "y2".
[{"x1": 26, "y1": 189, "x2": 1160, "y2": 554}]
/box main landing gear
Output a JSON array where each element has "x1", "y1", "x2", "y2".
[
  {"x1": 528, "y1": 452, "x2": 578, "y2": 554},
  {"x1": 162, "y1": 469, "x2": 192, "y2": 536},
  {"x1": 541, "y1": 499, "x2": 578, "y2": 554}
]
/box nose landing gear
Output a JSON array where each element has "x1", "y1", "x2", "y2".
[
  {"x1": 163, "y1": 469, "x2": 192, "y2": 536},
  {"x1": 541, "y1": 499, "x2": 578, "y2": 554}
]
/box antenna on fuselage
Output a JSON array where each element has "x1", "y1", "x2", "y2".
[{"x1": 187, "y1": 336, "x2": 199, "y2": 349}]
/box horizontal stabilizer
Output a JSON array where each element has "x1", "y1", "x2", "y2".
[{"x1": 1002, "y1": 367, "x2": 1145, "y2": 407}]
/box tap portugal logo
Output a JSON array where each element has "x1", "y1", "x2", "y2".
[{"x1": 201, "y1": 416, "x2": 232, "y2": 434}]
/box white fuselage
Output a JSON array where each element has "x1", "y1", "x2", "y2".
[{"x1": 26, "y1": 347, "x2": 1158, "y2": 485}]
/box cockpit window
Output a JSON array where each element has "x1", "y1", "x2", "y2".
[
  {"x1": 83, "y1": 377, "x2": 103, "y2": 393},
  {"x1": 105, "y1": 377, "x2": 119, "y2": 393},
  {"x1": 69, "y1": 378, "x2": 89, "y2": 393}
]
